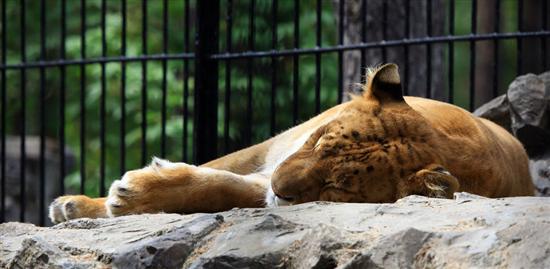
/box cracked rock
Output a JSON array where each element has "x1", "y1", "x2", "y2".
[{"x1": 1, "y1": 195, "x2": 549, "y2": 268}]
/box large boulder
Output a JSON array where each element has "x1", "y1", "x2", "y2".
[
  {"x1": 474, "y1": 71, "x2": 550, "y2": 196},
  {"x1": 1, "y1": 193, "x2": 549, "y2": 268}
]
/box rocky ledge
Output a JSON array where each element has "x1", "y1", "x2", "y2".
[{"x1": 1, "y1": 193, "x2": 549, "y2": 269}]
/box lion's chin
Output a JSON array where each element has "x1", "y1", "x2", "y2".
[{"x1": 265, "y1": 185, "x2": 293, "y2": 208}]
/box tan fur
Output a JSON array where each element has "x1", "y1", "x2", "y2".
[{"x1": 49, "y1": 64, "x2": 534, "y2": 224}]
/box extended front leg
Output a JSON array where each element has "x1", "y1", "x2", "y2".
[{"x1": 49, "y1": 158, "x2": 269, "y2": 223}]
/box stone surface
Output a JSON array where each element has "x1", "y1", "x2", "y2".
[
  {"x1": 2, "y1": 194, "x2": 549, "y2": 269},
  {"x1": 507, "y1": 74, "x2": 550, "y2": 156},
  {"x1": 539, "y1": 71, "x2": 550, "y2": 99},
  {"x1": 473, "y1": 94, "x2": 511, "y2": 132},
  {"x1": 508, "y1": 74, "x2": 547, "y2": 128},
  {"x1": 530, "y1": 153, "x2": 550, "y2": 196}
]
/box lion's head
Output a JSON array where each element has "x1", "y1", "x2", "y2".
[{"x1": 267, "y1": 64, "x2": 459, "y2": 206}]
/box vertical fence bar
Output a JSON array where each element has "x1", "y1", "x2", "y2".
[
  {"x1": 19, "y1": 0, "x2": 27, "y2": 222},
  {"x1": 245, "y1": 0, "x2": 254, "y2": 147},
  {"x1": 448, "y1": 0, "x2": 454, "y2": 103},
  {"x1": 517, "y1": 0, "x2": 523, "y2": 75},
  {"x1": 315, "y1": 0, "x2": 321, "y2": 114},
  {"x1": 99, "y1": 0, "x2": 106, "y2": 196},
  {"x1": 360, "y1": 0, "x2": 367, "y2": 83},
  {"x1": 224, "y1": 0, "x2": 232, "y2": 154},
  {"x1": 141, "y1": 0, "x2": 148, "y2": 166},
  {"x1": 542, "y1": 0, "x2": 547, "y2": 70},
  {"x1": 382, "y1": 0, "x2": 387, "y2": 62},
  {"x1": 403, "y1": 0, "x2": 410, "y2": 96},
  {"x1": 79, "y1": 0, "x2": 86, "y2": 194},
  {"x1": 39, "y1": 0, "x2": 46, "y2": 226},
  {"x1": 469, "y1": 0, "x2": 477, "y2": 111},
  {"x1": 59, "y1": 0, "x2": 66, "y2": 198},
  {"x1": 194, "y1": 0, "x2": 219, "y2": 164},
  {"x1": 1, "y1": 0, "x2": 6, "y2": 223},
  {"x1": 337, "y1": 0, "x2": 344, "y2": 103},
  {"x1": 292, "y1": 0, "x2": 299, "y2": 125},
  {"x1": 161, "y1": 0, "x2": 168, "y2": 158},
  {"x1": 426, "y1": 0, "x2": 432, "y2": 98},
  {"x1": 120, "y1": 0, "x2": 126, "y2": 175},
  {"x1": 493, "y1": 0, "x2": 500, "y2": 97},
  {"x1": 182, "y1": 0, "x2": 189, "y2": 162},
  {"x1": 270, "y1": 0, "x2": 277, "y2": 136}
]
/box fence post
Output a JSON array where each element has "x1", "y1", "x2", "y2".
[{"x1": 194, "y1": 0, "x2": 220, "y2": 164}]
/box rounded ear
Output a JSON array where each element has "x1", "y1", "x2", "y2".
[
  {"x1": 364, "y1": 63, "x2": 405, "y2": 103},
  {"x1": 396, "y1": 164, "x2": 460, "y2": 199}
]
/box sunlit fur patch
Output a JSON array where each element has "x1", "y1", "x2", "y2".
[
  {"x1": 343, "y1": 65, "x2": 385, "y2": 100},
  {"x1": 265, "y1": 185, "x2": 292, "y2": 207},
  {"x1": 364, "y1": 64, "x2": 385, "y2": 90}
]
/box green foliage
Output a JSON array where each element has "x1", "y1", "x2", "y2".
[{"x1": 1, "y1": 0, "x2": 524, "y2": 197}]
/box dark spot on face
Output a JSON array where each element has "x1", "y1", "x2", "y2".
[
  {"x1": 340, "y1": 178, "x2": 352, "y2": 188},
  {"x1": 396, "y1": 154, "x2": 404, "y2": 165},
  {"x1": 340, "y1": 126, "x2": 344, "y2": 129},
  {"x1": 351, "y1": 131, "x2": 360, "y2": 138},
  {"x1": 387, "y1": 165, "x2": 394, "y2": 175},
  {"x1": 342, "y1": 134, "x2": 349, "y2": 139},
  {"x1": 420, "y1": 137, "x2": 427, "y2": 143},
  {"x1": 407, "y1": 143, "x2": 415, "y2": 160},
  {"x1": 353, "y1": 169, "x2": 359, "y2": 175},
  {"x1": 367, "y1": 166, "x2": 374, "y2": 173}
]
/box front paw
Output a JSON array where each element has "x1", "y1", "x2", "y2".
[
  {"x1": 106, "y1": 158, "x2": 196, "y2": 216},
  {"x1": 106, "y1": 177, "x2": 142, "y2": 217},
  {"x1": 49, "y1": 195, "x2": 107, "y2": 224}
]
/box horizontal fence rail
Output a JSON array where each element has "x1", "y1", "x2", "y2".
[
  {"x1": 210, "y1": 31, "x2": 550, "y2": 60},
  {"x1": 0, "y1": 0, "x2": 549, "y2": 226}
]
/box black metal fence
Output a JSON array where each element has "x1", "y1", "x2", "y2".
[{"x1": 1, "y1": 0, "x2": 549, "y2": 226}]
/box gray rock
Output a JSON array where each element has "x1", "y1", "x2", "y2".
[
  {"x1": 473, "y1": 94, "x2": 511, "y2": 132},
  {"x1": 539, "y1": 71, "x2": 550, "y2": 100},
  {"x1": 530, "y1": 153, "x2": 550, "y2": 196},
  {"x1": 2, "y1": 195, "x2": 549, "y2": 268},
  {"x1": 507, "y1": 74, "x2": 550, "y2": 156},
  {"x1": 1, "y1": 213, "x2": 223, "y2": 268}
]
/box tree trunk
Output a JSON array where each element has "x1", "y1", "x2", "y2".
[
  {"x1": 474, "y1": 0, "x2": 497, "y2": 108},
  {"x1": 335, "y1": 0, "x2": 445, "y2": 101},
  {"x1": 520, "y1": 0, "x2": 546, "y2": 75}
]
